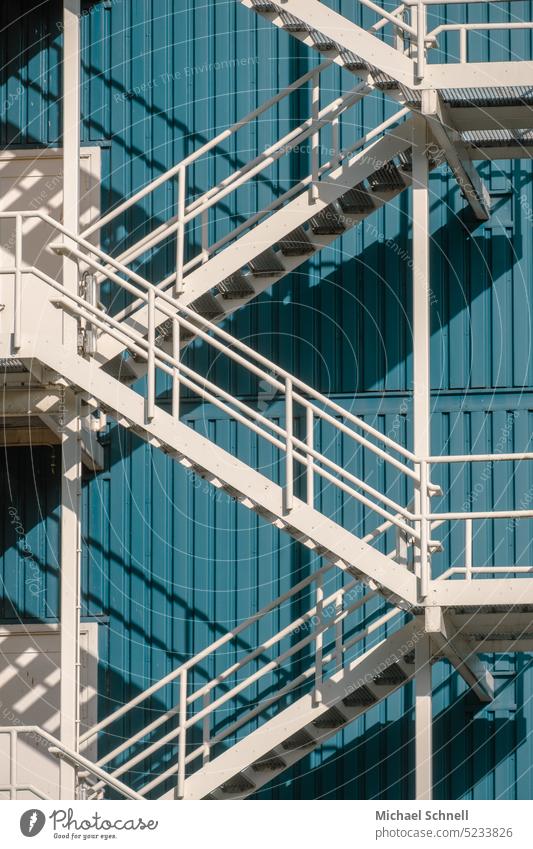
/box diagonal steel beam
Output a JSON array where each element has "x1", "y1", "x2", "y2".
[
  {"x1": 421, "y1": 90, "x2": 490, "y2": 221},
  {"x1": 425, "y1": 607, "x2": 494, "y2": 703},
  {"x1": 241, "y1": 0, "x2": 417, "y2": 88}
]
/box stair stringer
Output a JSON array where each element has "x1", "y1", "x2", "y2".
[
  {"x1": 29, "y1": 338, "x2": 418, "y2": 606},
  {"x1": 94, "y1": 121, "x2": 414, "y2": 368},
  {"x1": 179, "y1": 620, "x2": 419, "y2": 800}
]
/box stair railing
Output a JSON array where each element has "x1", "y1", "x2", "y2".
[
  {"x1": 78, "y1": 534, "x2": 407, "y2": 798},
  {"x1": 1, "y1": 209, "x2": 428, "y2": 542},
  {"x1": 109, "y1": 104, "x2": 410, "y2": 327},
  {"x1": 0, "y1": 726, "x2": 143, "y2": 800},
  {"x1": 79, "y1": 63, "x2": 374, "y2": 300}
]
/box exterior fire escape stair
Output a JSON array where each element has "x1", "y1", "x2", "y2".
[
  {"x1": 91, "y1": 121, "x2": 415, "y2": 377},
  {"x1": 28, "y1": 337, "x2": 418, "y2": 608},
  {"x1": 175, "y1": 621, "x2": 418, "y2": 800}
]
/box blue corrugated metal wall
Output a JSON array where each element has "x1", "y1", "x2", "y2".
[{"x1": 2, "y1": 0, "x2": 533, "y2": 799}]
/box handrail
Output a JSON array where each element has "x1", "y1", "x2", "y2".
[
  {"x1": 109, "y1": 105, "x2": 410, "y2": 325},
  {"x1": 0, "y1": 726, "x2": 144, "y2": 800},
  {"x1": 81, "y1": 60, "x2": 334, "y2": 240}
]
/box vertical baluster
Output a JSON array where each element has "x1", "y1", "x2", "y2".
[
  {"x1": 459, "y1": 27, "x2": 467, "y2": 63},
  {"x1": 465, "y1": 518, "x2": 473, "y2": 580},
  {"x1": 419, "y1": 459, "x2": 429, "y2": 598},
  {"x1": 146, "y1": 288, "x2": 155, "y2": 422},
  {"x1": 177, "y1": 669, "x2": 187, "y2": 799},
  {"x1": 202, "y1": 692, "x2": 210, "y2": 766},
  {"x1": 416, "y1": 0, "x2": 426, "y2": 79},
  {"x1": 175, "y1": 166, "x2": 186, "y2": 295},
  {"x1": 14, "y1": 214, "x2": 22, "y2": 351},
  {"x1": 314, "y1": 574, "x2": 324, "y2": 705},
  {"x1": 306, "y1": 405, "x2": 314, "y2": 508},
  {"x1": 335, "y1": 590, "x2": 343, "y2": 673},
  {"x1": 331, "y1": 116, "x2": 340, "y2": 169},
  {"x1": 9, "y1": 730, "x2": 16, "y2": 799},
  {"x1": 311, "y1": 71, "x2": 320, "y2": 201},
  {"x1": 172, "y1": 317, "x2": 180, "y2": 419},
  {"x1": 285, "y1": 377, "x2": 294, "y2": 512},
  {"x1": 201, "y1": 209, "x2": 209, "y2": 264}
]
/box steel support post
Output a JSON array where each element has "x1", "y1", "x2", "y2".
[
  {"x1": 60, "y1": 1, "x2": 81, "y2": 799},
  {"x1": 62, "y1": 0, "x2": 80, "y2": 350},
  {"x1": 415, "y1": 633, "x2": 433, "y2": 800},
  {"x1": 59, "y1": 392, "x2": 82, "y2": 799},
  {"x1": 412, "y1": 116, "x2": 433, "y2": 800}
]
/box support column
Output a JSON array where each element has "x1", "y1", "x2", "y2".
[
  {"x1": 59, "y1": 395, "x2": 82, "y2": 800},
  {"x1": 412, "y1": 115, "x2": 431, "y2": 474},
  {"x1": 62, "y1": 0, "x2": 80, "y2": 349},
  {"x1": 415, "y1": 633, "x2": 433, "y2": 800}
]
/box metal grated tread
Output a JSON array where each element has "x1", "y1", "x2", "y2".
[
  {"x1": 191, "y1": 292, "x2": 225, "y2": 320},
  {"x1": 312, "y1": 705, "x2": 347, "y2": 730},
  {"x1": 279, "y1": 11, "x2": 308, "y2": 33},
  {"x1": 278, "y1": 226, "x2": 314, "y2": 256},
  {"x1": 281, "y1": 729, "x2": 315, "y2": 751},
  {"x1": 311, "y1": 30, "x2": 338, "y2": 53},
  {"x1": 218, "y1": 270, "x2": 255, "y2": 299},
  {"x1": 310, "y1": 205, "x2": 346, "y2": 235},
  {"x1": 373, "y1": 662, "x2": 408, "y2": 686},
  {"x1": 339, "y1": 185, "x2": 375, "y2": 214},
  {"x1": 248, "y1": 248, "x2": 285, "y2": 276},
  {"x1": 250, "y1": 751, "x2": 287, "y2": 773},
  {"x1": 368, "y1": 162, "x2": 404, "y2": 192},
  {"x1": 219, "y1": 774, "x2": 256, "y2": 795},
  {"x1": 343, "y1": 684, "x2": 377, "y2": 709}
]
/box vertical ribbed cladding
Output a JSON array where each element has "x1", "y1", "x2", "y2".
[{"x1": 1, "y1": 0, "x2": 533, "y2": 799}]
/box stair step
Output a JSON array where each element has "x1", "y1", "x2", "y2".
[
  {"x1": 340, "y1": 51, "x2": 368, "y2": 72},
  {"x1": 403, "y1": 649, "x2": 415, "y2": 665},
  {"x1": 281, "y1": 729, "x2": 315, "y2": 751},
  {"x1": 368, "y1": 162, "x2": 405, "y2": 193},
  {"x1": 248, "y1": 248, "x2": 284, "y2": 277},
  {"x1": 373, "y1": 662, "x2": 408, "y2": 686},
  {"x1": 279, "y1": 12, "x2": 307, "y2": 33},
  {"x1": 339, "y1": 185, "x2": 375, "y2": 214},
  {"x1": 191, "y1": 292, "x2": 225, "y2": 320},
  {"x1": 218, "y1": 271, "x2": 255, "y2": 300},
  {"x1": 312, "y1": 705, "x2": 346, "y2": 730},
  {"x1": 397, "y1": 150, "x2": 413, "y2": 173},
  {"x1": 219, "y1": 774, "x2": 256, "y2": 796},
  {"x1": 278, "y1": 226, "x2": 314, "y2": 257},
  {"x1": 250, "y1": 751, "x2": 287, "y2": 773},
  {"x1": 371, "y1": 70, "x2": 400, "y2": 91},
  {"x1": 251, "y1": 0, "x2": 277, "y2": 11},
  {"x1": 342, "y1": 684, "x2": 377, "y2": 709},
  {"x1": 310, "y1": 205, "x2": 346, "y2": 235},
  {"x1": 311, "y1": 31, "x2": 338, "y2": 53}
]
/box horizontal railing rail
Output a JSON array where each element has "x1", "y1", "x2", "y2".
[
  {"x1": 79, "y1": 63, "x2": 378, "y2": 302},
  {"x1": 2, "y1": 210, "x2": 426, "y2": 545},
  {"x1": 0, "y1": 726, "x2": 143, "y2": 801}
]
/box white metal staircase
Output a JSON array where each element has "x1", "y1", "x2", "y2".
[{"x1": 4, "y1": 0, "x2": 533, "y2": 803}]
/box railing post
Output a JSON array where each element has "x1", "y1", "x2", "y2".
[
  {"x1": 306, "y1": 405, "x2": 314, "y2": 507},
  {"x1": 175, "y1": 165, "x2": 186, "y2": 295},
  {"x1": 331, "y1": 116, "x2": 340, "y2": 169},
  {"x1": 311, "y1": 70, "x2": 320, "y2": 201},
  {"x1": 314, "y1": 574, "x2": 324, "y2": 705},
  {"x1": 172, "y1": 316, "x2": 180, "y2": 419},
  {"x1": 146, "y1": 287, "x2": 156, "y2": 422},
  {"x1": 202, "y1": 692, "x2": 210, "y2": 766},
  {"x1": 465, "y1": 518, "x2": 473, "y2": 580},
  {"x1": 14, "y1": 214, "x2": 22, "y2": 351},
  {"x1": 176, "y1": 669, "x2": 187, "y2": 799},
  {"x1": 201, "y1": 209, "x2": 209, "y2": 264},
  {"x1": 9, "y1": 729, "x2": 17, "y2": 799},
  {"x1": 416, "y1": 0, "x2": 426, "y2": 79},
  {"x1": 335, "y1": 590, "x2": 343, "y2": 673},
  {"x1": 285, "y1": 377, "x2": 294, "y2": 512},
  {"x1": 82, "y1": 271, "x2": 97, "y2": 356},
  {"x1": 459, "y1": 27, "x2": 467, "y2": 63},
  {"x1": 419, "y1": 459, "x2": 430, "y2": 598}
]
